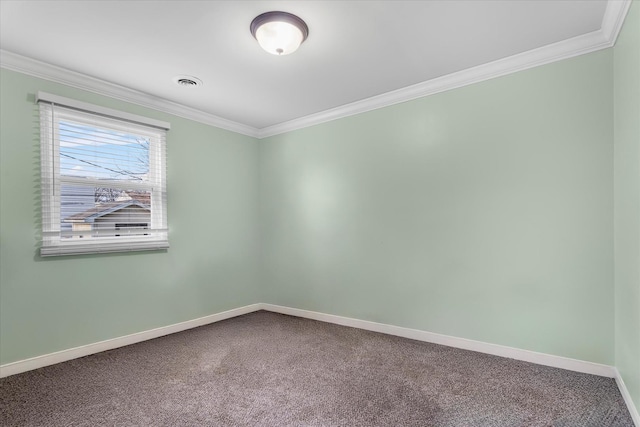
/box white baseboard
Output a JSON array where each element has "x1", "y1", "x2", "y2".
[
  {"x1": 0, "y1": 303, "x2": 262, "y2": 378},
  {"x1": 2, "y1": 302, "x2": 618, "y2": 380},
  {"x1": 260, "y1": 303, "x2": 617, "y2": 378},
  {"x1": 615, "y1": 369, "x2": 640, "y2": 426},
  {"x1": 3, "y1": 301, "x2": 636, "y2": 424}
]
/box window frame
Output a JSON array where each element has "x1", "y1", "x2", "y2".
[{"x1": 37, "y1": 92, "x2": 170, "y2": 257}]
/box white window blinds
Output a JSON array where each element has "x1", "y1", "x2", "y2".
[{"x1": 38, "y1": 92, "x2": 170, "y2": 256}]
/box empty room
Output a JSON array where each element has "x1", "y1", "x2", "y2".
[{"x1": 0, "y1": 0, "x2": 638, "y2": 425}]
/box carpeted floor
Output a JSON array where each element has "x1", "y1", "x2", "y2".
[{"x1": 0, "y1": 311, "x2": 634, "y2": 426}]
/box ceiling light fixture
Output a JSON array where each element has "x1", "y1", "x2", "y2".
[{"x1": 250, "y1": 11, "x2": 309, "y2": 56}]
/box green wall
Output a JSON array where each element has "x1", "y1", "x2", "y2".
[
  {"x1": 614, "y1": 0, "x2": 640, "y2": 410},
  {"x1": 0, "y1": 69, "x2": 261, "y2": 364},
  {"x1": 260, "y1": 49, "x2": 615, "y2": 364}
]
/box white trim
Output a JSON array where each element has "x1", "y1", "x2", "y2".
[
  {"x1": 0, "y1": 1, "x2": 631, "y2": 139},
  {"x1": 261, "y1": 303, "x2": 617, "y2": 378},
  {"x1": 37, "y1": 91, "x2": 170, "y2": 130},
  {"x1": 2, "y1": 301, "x2": 636, "y2": 421},
  {"x1": 1, "y1": 302, "x2": 620, "y2": 380},
  {"x1": 601, "y1": 0, "x2": 634, "y2": 46},
  {"x1": 258, "y1": 32, "x2": 615, "y2": 138},
  {"x1": 259, "y1": 0, "x2": 632, "y2": 137},
  {"x1": 0, "y1": 50, "x2": 259, "y2": 138},
  {"x1": 0, "y1": 303, "x2": 262, "y2": 378},
  {"x1": 39, "y1": 239, "x2": 170, "y2": 257},
  {"x1": 615, "y1": 369, "x2": 640, "y2": 426}
]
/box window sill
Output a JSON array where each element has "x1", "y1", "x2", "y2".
[{"x1": 40, "y1": 240, "x2": 169, "y2": 257}]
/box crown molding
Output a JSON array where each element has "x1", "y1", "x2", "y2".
[
  {"x1": 259, "y1": 0, "x2": 632, "y2": 138},
  {"x1": 259, "y1": 31, "x2": 605, "y2": 137},
  {"x1": 261, "y1": 36, "x2": 604, "y2": 138},
  {"x1": 601, "y1": 0, "x2": 633, "y2": 44},
  {"x1": 0, "y1": 50, "x2": 260, "y2": 138},
  {"x1": 1, "y1": 0, "x2": 631, "y2": 140}
]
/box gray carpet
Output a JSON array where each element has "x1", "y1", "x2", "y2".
[{"x1": 0, "y1": 311, "x2": 634, "y2": 426}]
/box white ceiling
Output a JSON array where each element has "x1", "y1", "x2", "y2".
[{"x1": 0, "y1": 1, "x2": 626, "y2": 136}]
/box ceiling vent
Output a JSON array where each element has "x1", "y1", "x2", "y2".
[{"x1": 173, "y1": 75, "x2": 203, "y2": 88}]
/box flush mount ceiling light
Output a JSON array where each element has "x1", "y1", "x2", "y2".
[{"x1": 250, "y1": 11, "x2": 309, "y2": 56}]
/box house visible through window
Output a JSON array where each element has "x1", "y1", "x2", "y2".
[
  {"x1": 115, "y1": 223, "x2": 150, "y2": 237},
  {"x1": 38, "y1": 92, "x2": 170, "y2": 256}
]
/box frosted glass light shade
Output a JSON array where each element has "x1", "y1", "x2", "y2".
[{"x1": 251, "y1": 12, "x2": 309, "y2": 56}]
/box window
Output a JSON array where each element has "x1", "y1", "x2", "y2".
[{"x1": 38, "y1": 92, "x2": 169, "y2": 256}]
